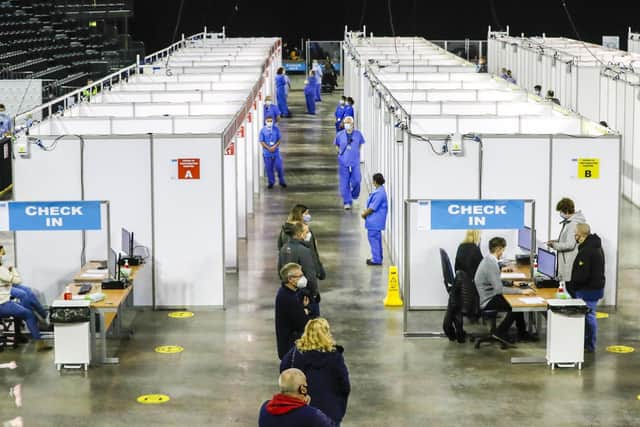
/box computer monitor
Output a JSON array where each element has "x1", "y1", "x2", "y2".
[
  {"x1": 109, "y1": 248, "x2": 118, "y2": 280},
  {"x1": 518, "y1": 226, "x2": 532, "y2": 251},
  {"x1": 121, "y1": 228, "x2": 131, "y2": 256},
  {"x1": 537, "y1": 247, "x2": 556, "y2": 279}
]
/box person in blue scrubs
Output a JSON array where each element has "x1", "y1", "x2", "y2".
[
  {"x1": 344, "y1": 97, "x2": 355, "y2": 121},
  {"x1": 361, "y1": 173, "x2": 388, "y2": 266},
  {"x1": 334, "y1": 116, "x2": 364, "y2": 210},
  {"x1": 275, "y1": 67, "x2": 291, "y2": 118},
  {"x1": 259, "y1": 117, "x2": 287, "y2": 189},
  {"x1": 304, "y1": 72, "x2": 317, "y2": 115},
  {"x1": 312, "y1": 60, "x2": 323, "y2": 102},
  {"x1": 263, "y1": 95, "x2": 281, "y2": 123},
  {"x1": 334, "y1": 96, "x2": 346, "y2": 132}
]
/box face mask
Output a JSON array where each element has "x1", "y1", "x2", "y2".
[
  {"x1": 296, "y1": 276, "x2": 308, "y2": 289},
  {"x1": 303, "y1": 214, "x2": 311, "y2": 223},
  {"x1": 266, "y1": 122, "x2": 273, "y2": 128},
  {"x1": 339, "y1": 100, "x2": 345, "y2": 105},
  {"x1": 0, "y1": 255, "x2": 6, "y2": 265},
  {"x1": 266, "y1": 100, "x2": 272, "y2": 106},
  {"x1": 344, "y1": 123, "x2": 353, "y2": 131},
  {"x1": 560, "y1": 213, "x2": 570, "y2": 220},
  {"x1": 304, "y1": 232, "x2": 312, "y2": 242}
]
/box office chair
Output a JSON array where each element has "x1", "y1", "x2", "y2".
[
  {"x1": 439, "y1": 248, "x2": 455, "y2": 294},
  {"x1": 459, "y1": 276, "x2": 513, "y2": 350},
  {"x1": 0, "y1": 317, "x2": 19, "y2": 351}
]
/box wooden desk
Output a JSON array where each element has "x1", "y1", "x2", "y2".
[
  {"x1": 74, "y1": 261, "x2": 141, "y2": 283},
  {"x1": 503, "y1": 287, "x2": 557, "y2": 312}
]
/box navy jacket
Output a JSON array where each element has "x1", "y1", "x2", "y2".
[
  {"x1": 567, "y1": 234, "x2": 605, "y2": 296},
  {"x1": 280, "y1": 346, "x2": 351, "y2": 424},
  {"x1": 259, "y1": 400, "x2": 335, "y2": 427},
  {"x1": 455, "y1": 243, "x2": 483, "y2": 280},
  {"x1": 275, "y1": 285, "x2": 311, "y2": 359},
  {"x1": 277, "y1": 238, "x2": 319, "y2": 296}
]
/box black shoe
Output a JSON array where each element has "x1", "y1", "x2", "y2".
[
  {"x1": 280, "y1": 183, "x2": 287, "y2": 188},
  {"x1": 39, "y1": 323, "x2": 53, "y2": 332},
  {"x1": 267, "y1": 184, "x2": 274, "y2": 189},
  {"x1": 517, "y1": 331, "x2": 538, "y2": 342},
  {"x1": 366, "y1": 259, "x2": 382, "y2": 266}
]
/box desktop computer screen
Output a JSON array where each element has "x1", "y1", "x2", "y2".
[
  {"x1": 518, "y1": 226, "x2": 532, "y2": 251},
  {"x1": 537, "y1": 247, "x2": 556, "y2": 279},
  {"x1": 109, "y1": 248, "x2": 118, "y2": 279},
  {"x1": 121, "y1": 228, "x2": 131, "y2": 256}
]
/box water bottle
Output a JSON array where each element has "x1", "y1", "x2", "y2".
[{"x1": 555, "y1": 281, "x2": 569, "y2": 299}]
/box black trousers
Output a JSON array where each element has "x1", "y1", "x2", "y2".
[{"x1": 485, "y1": 295, "x2": 526, "y2": 336}]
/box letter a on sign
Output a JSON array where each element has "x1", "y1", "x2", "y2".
[{"x1": 177, "y1": 158, "x2": 200, "y2": 180}]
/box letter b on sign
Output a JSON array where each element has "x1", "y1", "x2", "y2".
[{"x1": 578, "y1": 158, "x2": 599, "y2": 179}]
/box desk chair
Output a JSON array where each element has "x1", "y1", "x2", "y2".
[
  {"x1": 439, "y1": 249, "x2": 455, "y2": 294},
  {"x1": 0, "y1": 317, "x2": 19, "y2": 351},
  {"x1": 460, "y1": 277, "x2": 512, "y2": 350}
]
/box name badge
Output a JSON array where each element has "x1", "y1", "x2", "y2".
[{"x1": 347, "y1": 145, "x2": 352, "y2": 150}]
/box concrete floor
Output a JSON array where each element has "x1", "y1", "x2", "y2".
[{"x1": 1, "y1": 81, "x2": 640, "y2": 426}]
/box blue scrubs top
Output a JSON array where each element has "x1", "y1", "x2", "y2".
[
  {"x1": 365, "y1": 185, "x2": 388, "y2": 230},
  {"x1": 264, "y1": 104, "x2": 281, "y2": 122},
  {"x1": 334, "y1": 130, "x2": 365, "y2": 167},
  {"x1": 276, "y1": 74, "x2": 287, "y2": 90},
  {"x1": 335, "y1": 104, "x2": 345, "y2": 121},
  {"x1": 259, "y1": 125, "x2": 281, "y2": 157},
  {"x1": 343, "y1": 104, "x2": 355, "y2": 119}
]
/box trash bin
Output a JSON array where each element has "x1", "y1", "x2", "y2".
[
  {"x1": 51, "y1": 300, "x2": 92, "y2": 371},
  {"x1": 546, "y1": 299, "x2": 589, "y2": 370}
]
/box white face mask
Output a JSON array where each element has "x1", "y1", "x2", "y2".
[
  {"x1": 303, "y1": 214, "x2": 311, "y2": 223},
  {"x1": 266, "y1": 100, "x2": 272, "y2": 106},
  {"x1": 266, "y1": 121, "x2": 273, "y2": 128},
  {"x1": 339, "y1": 100, "x2": 345, "y2": 105},
  {"x1": 344, "y1": 123, "x2": 353, "y2": 131},
  {"x1": 304, "y1": 232, "x2": 312, "y2": 242},
  {"x1": 0, "y1": 255, "x2": 6, "y2": 265},
  {"x1": 296, "y1": 276, "x2": 308, "y2": 289}
]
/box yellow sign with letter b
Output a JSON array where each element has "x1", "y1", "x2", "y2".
[{"x1": 577, "y1": 158, "x2": 600, "y2": 179}]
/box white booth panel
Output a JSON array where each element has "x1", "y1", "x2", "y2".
[
  {"x1": 219, "y1": 73, "x2": 258, "y2": 82},
  {"x1": 51, "y1": 118, "x2": 111, "y2": 134},
  {"x1": 426, "y1": 91, "x2": 476, "y2": 102},
  {"x1": 75, "y1": 103, "x2": 134, "y2": 117},
  {"x1": 392, "y1": 92, "x2": 428, "y2": 102},
  {"x1": 496, "y1": 101, "x2": 549, "y2": 116},
  {"x1": 400, "y1": 103, "x2": 440, "y2": 114},
  {"x1": 189, "y1": 103, "x2": 244, "y2": 115},
  {"x1": 441, "y1": 102, "x2": 496, "y2": 115},
  {"x1": 458, "y1": 117, "x2": 519, "y2": 134},
  {"x1": 100, "y1": 92, "x2": 152, "y2": 103},
  {"x1": 416, "y1": 82, "x2": 462, "y2": 90},
  {"x1": 411, "y1": 116, "x2": 457, "y2": 134},
  {"x1": 152, "y1": 136, "x2": 225, "y2": 307},
  {"x1": 173, "y1": 117, "x2": 231, "y2": 134},
  {"x1": 210, "y1": 82, "x2": 253, "y2": 91},
  {"x1": 477, "y1": 90, "x2": 524, "y2": 102},
  {"x1": 117, "y1": 83, "x2": 166, "y2": 91},
  {"x1": 111, "y1": 117, "x2": 173, "y2": 134},
  {"x1": 520, "y1": 116, "x2": 581, "y2": 134},
  {"x1": 152, "y1": 92, "x2": 203, "y2": 103},
  {"x1": 135, "y1": 103, "x2": 189, "y2": 117},
  {"x1": 165, "y1": 82, "x2": 213, "y2": 91}
]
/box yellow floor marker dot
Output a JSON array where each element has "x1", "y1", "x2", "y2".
[
  {"x1": 155, "y1": 345, "x2": 184, "y2": 354},
  {"x1": 596, "y1": 312, "x2": 609, "y2": 319},
  {"x1": 606, "y1": 345, "x2": 635, "y2": 354},
  {"x1": 137, "y1": 394, "x2": 170, "y2": 404},
  {"x1": 168, "y1": 311, "x2": 194, "y2": 319}
]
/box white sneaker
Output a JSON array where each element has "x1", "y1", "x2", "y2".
[{"x1": 343, "y1": 204, "x2": 351, "y2": 210}]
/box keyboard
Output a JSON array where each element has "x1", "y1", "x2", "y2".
[{"x1": 77, "y1": 284, "x2": 93, "y2": 295}]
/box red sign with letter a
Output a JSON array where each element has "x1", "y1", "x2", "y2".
[{"x1": 177, "y1": 158, "x2": 200, "y2": 180}]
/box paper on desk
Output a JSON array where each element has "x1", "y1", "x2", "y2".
[
  {"x1": 79, "y1": 272, "x2": 106, "y2": 278},
  {"x1": 501, "y1": 272, "x2": 527, "y2": 279},
  {"x1": 519, "y1": 297, "x2": 546, "y2": 304},
  {"x1": 86, "y1": 269, "x2": 106, "y2": 274}
]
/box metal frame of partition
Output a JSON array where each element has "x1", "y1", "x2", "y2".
[{"x1": 402, "y1": 198, "x2": 535, "y2": 338}]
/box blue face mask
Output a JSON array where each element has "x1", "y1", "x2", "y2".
[{"x1": 303, "y1": 214, "x2": 311, "y2": 223}]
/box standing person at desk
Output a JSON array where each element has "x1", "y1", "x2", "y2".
[
  {"x1": 275, "y1": 263, "x2": 313, "y2": 360},
  {"x1": 566, "y1": 223, "x2": 605, "y2": 353},
  {"x1": 547, "y1": 198, "x2": 586, "y2": 282},
  {"x1": 260, "y1": 116, "x2": 287, "y2": 189},
  {"x1": 334, "y1": 116, "x2": 365, "y2": 210},
  {"x1": 361, "y1": 173, "x2": 388, "y2": 266},
  {"x1": 474, "y1": 237, "x2": 535, "y2": 343},
  {"x1": 454, "y1": 230, "x2": 483, "y2": 279}
]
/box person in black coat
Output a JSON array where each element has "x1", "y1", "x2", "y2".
[
  {"x1": 276, "y1": 263, "x2": 312, "y2": 360},
  {"x1": 454, "y1": 230, "x2": 483, "y2": 279},
  {"x1": 566, "y1": 223, "x2": 605, "y2": 352},
  {"x1": 280, "y1": 318, "x2": 350, "y2": 426}
]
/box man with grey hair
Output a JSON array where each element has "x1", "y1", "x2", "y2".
[
  {"x1": 259, "y1": 368, "x2": 334, "y2": 426},
  {"x1": 275, "y1": 262, "x2": 311, "y2": 359},
  {"x1": 334, "y1": 116, "x2": 365, "y2": 210}
]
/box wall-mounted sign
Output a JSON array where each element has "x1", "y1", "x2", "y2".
[
  {"x1": 430, "y1": 200, "x2": 525, "y2": 230},
  {"x1": 577, "y1": 158, "x2": 600, "y2": 179},
  {"x1": 7, "y1": 201, "x2": 101, "y2": 231},
  {"x1": 171, "y1": 158, "x2": 200, "y2": 180}
]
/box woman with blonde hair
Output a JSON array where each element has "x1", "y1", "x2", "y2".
[
  {"x1": 280, "y1": 318, "x2": 350, "y2": 426},
  {"x1": 454, "y1": 230, "x2": 483, "y2": 279}
]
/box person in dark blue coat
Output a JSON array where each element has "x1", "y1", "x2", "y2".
[
  {"x1": 276, "y1": 262, "x2": 312, "y2": 359},
  {"x1": 334, "y1": 96, "x2": 346, "y2": 132},
  {"x1": 304, "y1": 72, "x2": 317, "y2": 115},
  {"x1": 275, "y1": 67, "x2": 291, "y2": 118},
  {"x1": 280, "y1": 318, "x2": 350, "y2": 426},
  {"x1": 259, "y1": 368, "x2": 335, "y2": 427},
  {"x1": 361, "y1": 173, "x2": 388, "y2": 265}
]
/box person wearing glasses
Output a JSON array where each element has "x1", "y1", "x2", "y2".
[{"x1": 275, "y1": 263, "x2": 313, "y2": 360}]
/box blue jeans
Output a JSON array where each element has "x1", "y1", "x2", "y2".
[
  {"x1": 11, "y1": 284, "x2": 47, "y2": 318},
  {"x1": 0, "y1": 301, "x2": 41, "y2": 339},
  {"x1": 575, "y1": 291, "x2": 600, "y2": 351}
]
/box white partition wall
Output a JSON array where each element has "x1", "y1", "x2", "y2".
[{"x1": 629, "y1": 29, "x2": 640, "y2": 54}]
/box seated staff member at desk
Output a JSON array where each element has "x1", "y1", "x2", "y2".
[{"x1": 474, "y1": 237, "x2": 535, "y2": 343}]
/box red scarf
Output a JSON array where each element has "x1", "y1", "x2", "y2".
[{"x1": 266, "y1": 394, "x2": 307, "y2": 415}]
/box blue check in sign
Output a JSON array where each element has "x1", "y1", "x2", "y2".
[
  {"x1": 8, "y1": 201, "x2": 102, "y2": 231},
  {"x1": 430, "y1": 200, "x2": 525, "y2": 230}
]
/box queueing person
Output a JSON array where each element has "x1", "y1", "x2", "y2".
[
  {"x1": 281, "y1": 318, "x2": 351, "y2": 426},
  {"x1": 566, "y1": 223, "x2": 605, "y2": 353},
  {"x1": 312, "y1": 60, "x2": 323, "y2": 102},
  {"x1": 361, "y1": 173, "x2": 388, "y2": 266},
  {"x1": 344, "y1": 97, "x2": 355, "y2": 120},
  {"x1": 278, "y1": 205, "x2": 326, "y2": 281},
  {"x1": 264, "y1": 95, "x2": 281, "y2": 123},
  {"x1": 334, "y1": 116, "x2": 365, "y2": 210},
  {"x1": 278, "y1": 223, "x2": 320, "y2": 317},
  {"x1": 259, "y1": 368, "x2": 335, "y2": 427},
  {"x1": 547, "y1": 197, "x2": 586, "y2": 282},
  {"x1": 260, "y1": 116, "x2": 287, "y2": 189},
  {"x1": 275, "y1": 263, "x2": 313, "y2": 360},
  {"x1": 334, "y1": 97, "x2": 346, "y2": 132},
  {"x1": 275, "y1": 67, "x2": 291, "y2": 118},
  {"x1": 304, "y1": 72, "x2": 317, "y2": 115}
]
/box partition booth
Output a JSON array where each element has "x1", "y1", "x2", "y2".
[
  {"x1": 12, "y1": 32, "x2": 282, "y2": 309},
  {"x1": 629, "y1": 29, "x2": 640, "y2": 54},
  {"x1": 343, "y1": 32, "x2": 621, "y2": 332},
  {"x1": 487, "y1": 30, "x2": 640, "y2": 206}
]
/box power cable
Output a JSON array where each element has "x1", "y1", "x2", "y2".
[
  {"x1": 488, "y1": 0, "x2": 503, "y2": 31},
  {"x1": 387, "y1": 0, "x2": 399, "y2": 60},
  {"x1": 358, "y1": 0, "x2": 367, "y2": 30},
  {"x1": 560, "y1": 0, "x2": 610, "y2": 68}
]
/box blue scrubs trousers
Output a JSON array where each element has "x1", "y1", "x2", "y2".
[
  {"x1": 11, "y1": 284, "x2": 47, "y2": 318},
  {"x1": 276, "y1": 88, "x2": 290, "y2": 116},
  {"x1": 305, "y1": 90, "x2": 316, "y2": 114},
  {"x1": 367, "y1": 229, "x2": 383, "y2": 264},
  {"x1": 338, "y1": 164, "x2": 361, "y2": 205},
  {"x1": 575, "y1": 290, "x2": 600, "y2": 351},
  {"x1": 0, "y1": 301, "x2": 41, "y2": 339},
  {"x1": 264, "y1": 154, "x2": 285, "y2": 186},
  {"x1": 315, "y1": 81, "x2": 322, "y2": 102}
]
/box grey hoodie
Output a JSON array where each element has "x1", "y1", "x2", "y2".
[{"x1": 553, "y1": 211, "x2": 586, "y2": 281}]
